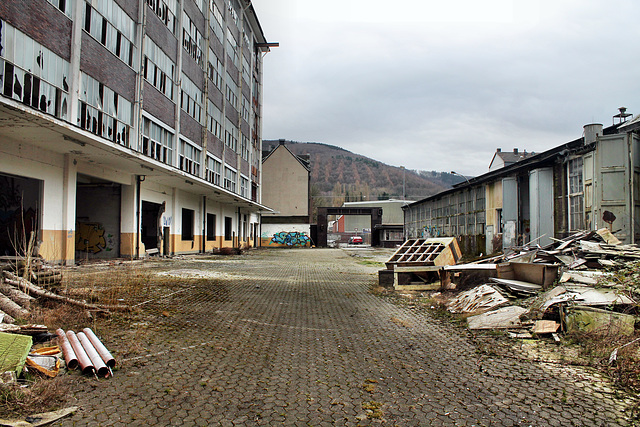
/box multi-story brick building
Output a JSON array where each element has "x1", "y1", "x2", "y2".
[{"x1": 0, "y1": 0, "x2": 275, "y2": 263}]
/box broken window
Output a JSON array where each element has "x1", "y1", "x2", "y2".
[
  {"x1": 227, "y1": 0, "x2": 239, "y2": 28},
  {"x1": 223, "y1": 167, "x2": 236, "y2": 193},
  {"x1": 78, "y1": 72, "x2": 132, "y2": 146},
  {"x1": 0, "y1": 20, "x2": 69, "y2": 120},
  {"x1": 209, "y1": 1, "x2": 224, "y2": 42},
  {"x1": 207, "y1": 49, "x2": 223, "y2": 90},
  {"x1": 241, "y1": 95, "x2": 250, "y2": 123},
  {"x1": 180, "y1": 74, "x2": 203, "y2": 123},
  {"x1": 45, "y1": 0, "x2": 73, "y2": 18},
  {"x1": 182, "y1": 13, "x2": 204, "y2": 67},
  {"x1": 241, "y1": 134, "x2": 249, "y2": 161},
  {"x1": 568, "y1": 157, "x2": 584, "y2": 231},
  {"x1": 207, "y1": 100, "x2": 223, "y2": 140},
  {"x1": 178, "y1": 139, "x2": 201, "y2": 176},
  {"x1": 143, "y1": 37, "x2": 175, "y2": 100},
  {"x1": 224, "y1": 117, "x2": 238, "y2": 152},
  {"x1": 206, "y1": 156, "x2": 222, "y2": 186},
  {"x1": 141, "y1": 116, "x2": 175, "y2": 165},
  {"x1": 240, "y1": 176, "x2": 248, "y2": 198},
  {"x1": 225, "y1": 71, "x2": 238, "y2": 110},
  {"x1": 226, "y1": 28, "x2": 239, "y2": 68},
  {"x1": 83, "y1": 0, "x2": 136, "y2": 68},
  {"x1": 146, "y1": 0, "x2": 178, "y2": 34}
]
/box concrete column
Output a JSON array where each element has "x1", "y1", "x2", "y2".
[
  {"x1": 61, "y1": 154, "x2": 77, "y2": 264},
  {"x1": 120, "y1": 175, "x2": 137, "y2": 258}
]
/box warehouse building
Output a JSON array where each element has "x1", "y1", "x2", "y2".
[{"x1": 0, "y1": 0, "x2": 275, "y2": 263}]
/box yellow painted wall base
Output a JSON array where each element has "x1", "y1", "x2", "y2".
[
  {"x1": 39, "y1": 229, "x2": 74, "y2": 264},
  {"x1": 172, "y1": 235, "x2": 202, "y2": 254}
]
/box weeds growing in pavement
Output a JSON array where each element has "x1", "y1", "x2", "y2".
[{"x1": 0, "y1": 377, "x2": 68, "y2": 418}]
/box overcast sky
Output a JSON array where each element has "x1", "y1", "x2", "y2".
[{"x1": 252, "y1": 0, "x2": 640, "y2": 176}]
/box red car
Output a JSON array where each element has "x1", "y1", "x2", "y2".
[{"x1": 349, "y1": 236, "x2": 363, "y2": 244}]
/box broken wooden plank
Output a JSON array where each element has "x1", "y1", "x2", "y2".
[
  {"x1": 467, "y1": 306, "x2": 529, "y2": 330},
  {"x1": 393, "y1": 283, "x2": 441, "y2": 291},
  {"x1": 447, "y1": 284, "x2": 509, "y2": 314},
  {"x1": 596, "y1": 228, "x2": 621, "y2": 245},
  {"x1": 532, "y1": 320, "x2": 560, "y2": 334},
  {"x1": 491, "y1": 277, "x2": 542, "y2": 294}
]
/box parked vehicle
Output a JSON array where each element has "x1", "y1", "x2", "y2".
[{"x1": 349, "y1": 236, "x2": 363, "y2": 244}]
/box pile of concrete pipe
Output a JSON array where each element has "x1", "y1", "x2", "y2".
[{"x1": 56, "y1": 328, "x2": 116, "y2": 378}]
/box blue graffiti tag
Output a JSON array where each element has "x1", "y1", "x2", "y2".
[{"x1": 270, "y1": 231, "x2": 311, "y2": 247}]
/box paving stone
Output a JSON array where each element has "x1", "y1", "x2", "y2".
[{"x1": 55, "y1": 249, "x2": 636, "y2": 426}]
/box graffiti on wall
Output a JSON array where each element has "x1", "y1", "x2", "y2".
[
  {"x1": 76, "y1": 222, "x2": 113, "y2": 254},
  {"x1": 270, "y1": 231, "x2": 311, "y2": 247}
]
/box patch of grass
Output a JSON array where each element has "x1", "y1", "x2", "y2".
[
  {"x1": 0, "y1": 377, "x2": 68, "y2": 418},
  {"x1": 361, "y1": 401, "x2": 384, "y2": 419},
  {"x1": 357, "y1": 260, "x2": 384, "y2": 268}
]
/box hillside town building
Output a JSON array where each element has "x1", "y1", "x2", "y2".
[
  {"x1": 404, "y1": 114, "x2": 640, "y2": 255},
  {"x1": 0, "y1": 0, "x2": 275, "y2": 263}
]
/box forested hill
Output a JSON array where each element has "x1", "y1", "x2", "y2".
[{"x1": 263, "y1": 140, "x2": 464, "y2": 206}]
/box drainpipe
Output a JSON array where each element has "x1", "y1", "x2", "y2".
[
  {"x1": 237, "y1": 206, "x2": 241, "y2": 249},
  {"x1": 136, "y1": 175, "x2": 145, "y2": 259},
  {"x1": 202, "y1": 196, "x2": 207, "y2": 253}
]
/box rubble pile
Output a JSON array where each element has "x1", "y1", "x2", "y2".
[
  {"x1": 383, "y1": 230, "x2": 639, "y2": 339},
  {"x1": 446, "y1": 229, "x2": 639, "y2": 338}
]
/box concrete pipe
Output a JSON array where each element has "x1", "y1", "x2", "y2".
[
  {"x1": 77, "y1": 331, "x2": 110, "y2": 378},
  {"x1": 55, "y1": 329, "x2": 79, "y2": 370},
  {"x1": 82, "y1": 328, "x2": 116, "y2": 368},
  {"x1": 66, "y1": 330, "x2": 94, "y2": 375}
]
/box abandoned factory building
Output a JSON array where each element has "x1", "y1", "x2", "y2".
[
  {"x1": 0, "y1": 0, "x2": 276, "y2": 263},
  {"x1": 404, "y1": 115, "x2": 640, "y2": 256}
]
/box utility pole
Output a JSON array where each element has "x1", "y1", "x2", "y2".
[{"x1": 401, "y1": 166, "x2": 405, "y2": 201}]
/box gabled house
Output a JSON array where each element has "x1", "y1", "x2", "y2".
[
  {"x1": 261, "y1": 141, "x2": 312, "y2": 247},
  {"x1": 488, "y1": 148, "x2": 536, "y2": 171}
]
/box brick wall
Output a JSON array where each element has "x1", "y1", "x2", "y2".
[
  {"x1": 207, "y1": 132, "x2": 224, "y2": 158},
  {"x1": 145, "y1": 12, "x2": 179, "y2": 61},
  {"x1": 240, "y1": 159, "x2": 249, "y2": 177},
  {"x1": 80, "y1": 33, "x2": 136, "y2": 100},
  {"x1": 225, "y1": 152, "x2": 237, "y2": 169},
  {"x1": 209, "y1": 85, "x2": 224, "y2": 110},
  {"x1": 180, "y1": 110, "x2": 203, "y2": 146},
  {"x1": 142, "y1": 81, "x2": 175, "y2": 127},
  {"x1": 0, "y1": 0, "x2": 72, "y2": 60}
]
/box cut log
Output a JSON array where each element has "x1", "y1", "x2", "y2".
[
  {"x1": 2, "y1": 272, "x2": 131, "y2": 313},
  {"x1": 0, "y1": 308, "x2": 15, "y2": 324},
  {"x1": 0, "y1": 283, "x2": 35, "y2": 310},
  {"x1": 0, "y1": 294, "x2": 29, "y2": 319},
  {"x1": 0, "y1": 323, "x2": 47, "y2": 334}
]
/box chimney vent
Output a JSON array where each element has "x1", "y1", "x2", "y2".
[
  {"x1": 496, "y1": 148, "x2": 501, "y2": 152},
  {"x1": 278, "y1": 139, "x2": 286, "y2": 145},
  {"x1": 583, "y1": 123, "x2": 603, "y2": 144},
  {"x1": 613, "y1": 107, "x2": 632, "y2": 124},
  {"x1": 513, "y1": 148, "x2": 518, "y2": 154}
]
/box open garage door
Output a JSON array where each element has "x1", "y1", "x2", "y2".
[{"x1": 76, "y1": 175, "x2": 121, "y2": 260}]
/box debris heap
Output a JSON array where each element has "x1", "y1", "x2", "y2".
[{"x1": 383, "y1": 230, "x2": 639, "y2": 339}]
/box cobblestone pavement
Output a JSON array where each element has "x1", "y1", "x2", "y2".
[{"x1": 58, "y1": 249, "x2": 636, "y2": 426}]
